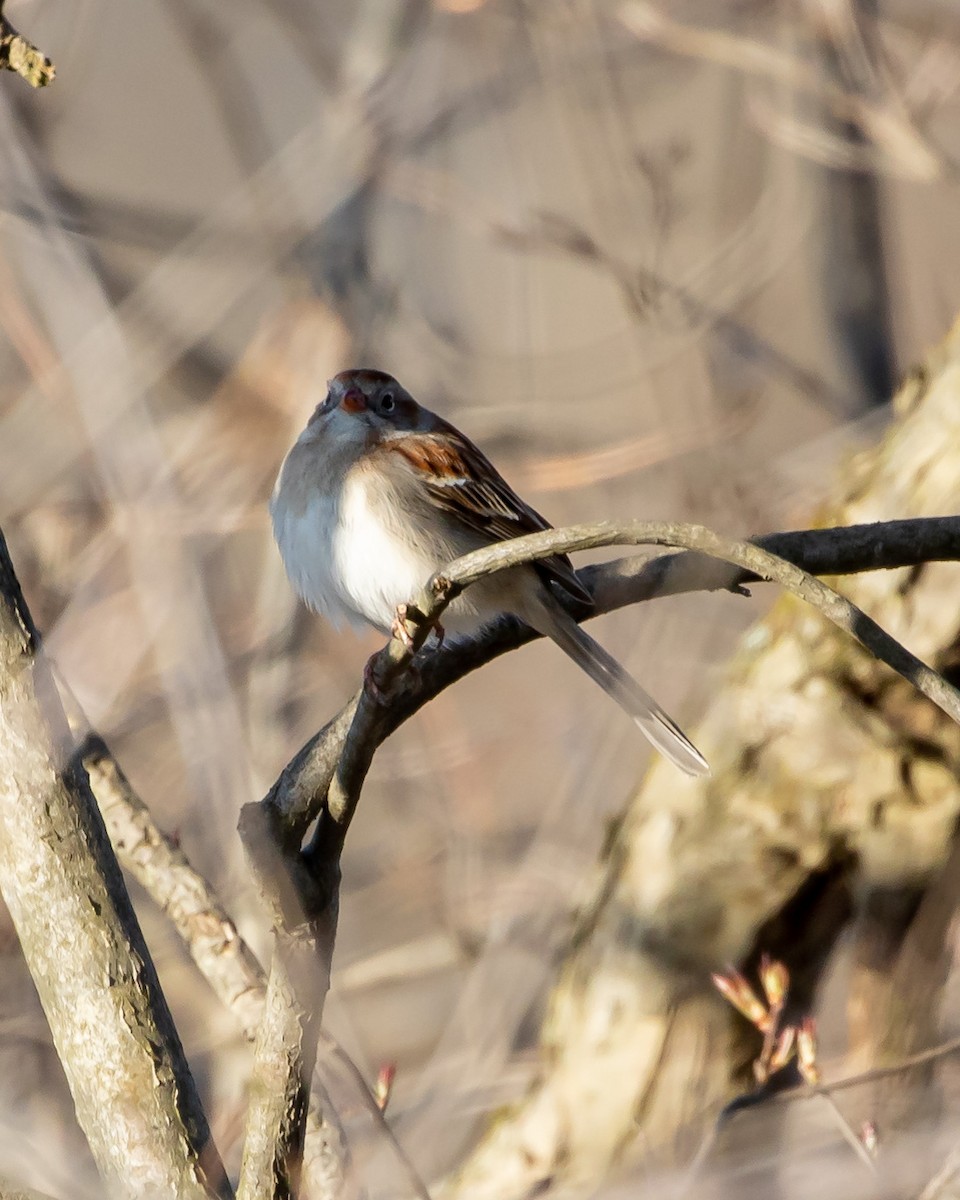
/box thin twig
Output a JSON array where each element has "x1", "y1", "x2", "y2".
[
  {"x1": 420, "y1": 520, "x2": 960, "y2": 725},
  {"x1": 816, "y1": 1089, "x2": 878, "y2": 1174},
  {"x1": 324, "y1": 1043, "x2": 434, "y2": 1200},
  {"x1": 684, "y1": 1033, "x2": 960, "y2": 1192},
  {"x1": 787, "y1": 1034, "x2": 960, "y2": 1101},
  {"x1": 618, "y1": 2, "x2": 941, "y2": 180}
]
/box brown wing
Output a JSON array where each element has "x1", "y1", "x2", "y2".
[{"x1": 385, "y1": 424, "x2": 593, "y2": 607}]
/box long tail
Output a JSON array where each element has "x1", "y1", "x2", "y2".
[{"x1": 528, "y1": 598, "x2": 709, "y2": 777}]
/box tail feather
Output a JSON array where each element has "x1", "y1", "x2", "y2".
[{"x1": 528, "y1": 599, "x2": 709, "y2": 777}]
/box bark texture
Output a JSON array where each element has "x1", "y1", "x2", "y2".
[
  {"x1": 446, "y1": 318, "x2": 960, "y2": 1196},
  {"x1": 0, "y1": 531, "x2": 227, "y2": 1200}
]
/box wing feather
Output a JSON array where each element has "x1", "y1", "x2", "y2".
[{"x1": 384, "y1": 427, "x2": 592, "y2": 606}]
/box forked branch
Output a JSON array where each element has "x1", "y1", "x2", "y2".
[{"x1": 237, "y1": 515, "x2": 960, "y2": 1195}]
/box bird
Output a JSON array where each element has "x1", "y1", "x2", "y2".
[{"x1": 270, "y1": 369, "x2": 708, "y2": 776}]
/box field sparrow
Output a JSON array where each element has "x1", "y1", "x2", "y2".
[{"x1": 271, "y1": 369, "x2": 708, "y2": 776}]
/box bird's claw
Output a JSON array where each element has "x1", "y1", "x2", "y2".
[{"x1": 391, "y1": 604, "x2": 417, "y2": 651}]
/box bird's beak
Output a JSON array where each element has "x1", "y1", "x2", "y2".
[{"x1": 341, "y1": 388, "x2": 367, "y2": 414}]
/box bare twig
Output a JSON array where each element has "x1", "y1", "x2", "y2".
[
  {"x1": 766, "y1": 1033, "x2": 960, "y2": 1105},
  {"x1": 685, "y1": 1030, "x2": 960, "y2": 1193},
  {"x1": 75, "y1": 724, "x2": 269, "y2": 1040},
  {"x1": 618, "y1": 2, "x2": 942, "y2": 179},
  {"x1": 816, "y1": 1089, "x2": 878, "y2": 1173},
  {"x1": 685, "y1": 1077, "x2": 879, "y2": 1193},
  {"x1": 426, "y1": 520, "x2": 960, "y2": 724},
  {"x1": 324, "y1": 1045, "x2": 433, "y2": 1200}
]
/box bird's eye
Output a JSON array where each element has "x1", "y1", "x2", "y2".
[{"x1": 380, "y1": 390, "x2": 396, "y2": 414}]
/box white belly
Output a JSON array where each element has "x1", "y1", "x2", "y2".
[
  {"x1": 331, "y1": 471, "x2": 436, "y2": 631},
  {"x1": 271, "y1": 465, "x2": 436, "y2": 633},
  {"x1": 272, "y1": 449, "x2": 518, "y2": 637}
]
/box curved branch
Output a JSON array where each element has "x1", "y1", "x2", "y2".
[
  {"x1": 279, "y1": 517, "x2": 960, "y2": 846},
  {"x1": 255, "y1": 516, "x2": 960, "y2": 843},
  {"x1": 238, "y1": 515, "x2": 960, "y2": 1196},
  {"x1": 300, "y1": 520, "x2": 960, "y2": 907},
  {"x1": 426, "y1": 520, "x2": 960, "y2": 724},
  {"x1": 588, "y1": 515, "x2": 960, "y2": 613}
]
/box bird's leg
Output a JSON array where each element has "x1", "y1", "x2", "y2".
[
  {"x1": 390, "y1": 603, "x2": 417, "y2": 651},
  {"x1": 391, "y1": 603, "x2": 445, "y2": 650},
  {"x1": 360, "y1": 604, "x2": 425, "y2": 706},
  {"x1": 356, "y1": 604, "x2": 438, "y2": 707}
]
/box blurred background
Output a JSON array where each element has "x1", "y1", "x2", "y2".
[{"x1": 2, "y1": 0, "x2": 960, "y2": 1195}]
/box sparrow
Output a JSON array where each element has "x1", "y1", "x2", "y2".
[{"x1": 270, "y1": 369, "x2": 708, "y2": 776}]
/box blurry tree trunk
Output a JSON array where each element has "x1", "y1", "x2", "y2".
[
  {"x1": 0, "y1": 530, "x2": 228, "y2": 1200},
  {"x1": 446, "y1": 317, "x2": 960, "y2": 1198},
  {"x1": 807, "y1": 0, "x2": 897, "y2": 412}
]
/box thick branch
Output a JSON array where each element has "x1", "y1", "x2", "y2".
[
  {"x1": 0, "y1": 529, "x2": 228, "y2": 1199},
  {"x1": 236, "y1": 783, "x2": 345, "y2": 1197},
  {"x1": 236, "y1": 920, "x2": 338, "y2": 1200},
  {"x1": 57, "y1": 694, "x2": 354, "y2": 1197}
]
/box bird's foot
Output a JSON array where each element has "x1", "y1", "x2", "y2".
[
  {"x1": 391, "y1": 603, "x2": 418, "y2": 651},
  {"x1": 391, "y1": 604, "x2": 446, "y2": 648}
]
